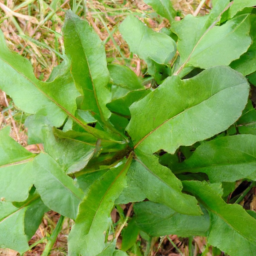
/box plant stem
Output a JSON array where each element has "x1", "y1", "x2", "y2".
[
  {"x1": 167, "y1": 236, "x2": 184, "y2": 256},
  {"x1": 144, "y1": 237, "x2": 152, "y2": 256},
  {"x1": 41, "y1": 215, "x2": 64, "y2": 256},
  {"x1": 115, "y1": 203, "x2": 134, "y2": 239},
  {"x1": 235, "y1": 181, "x2": 256, "y2": 204},
  {"x1": 189, "y1": 237, "x2": 193, "y2": 256}
]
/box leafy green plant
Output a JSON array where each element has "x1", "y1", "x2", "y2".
[{"x1": 1, "y1": 0, "x2": 256, "y2": 255}]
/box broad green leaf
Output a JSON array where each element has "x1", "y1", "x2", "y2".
[
  {"x1": 171, "y1": 2, "x2": 252, "y2": 74},
  {"x1": 143, "y1": 0, "x2": 176, "y2": 23},
  {"x1": 134, "y1": 201, "x2": 210, "y2": 237},
  {"x1": 127, "y1": 66, "x2": 249, "y2": 154},
  {"x1": 237, "y1": 100, "x2": 256, "y2": 134},
  {"x1": 119, "y1": 15, "x2": 176, "y2": 65},
  {"x1": 0, "y1": 127, "x2": 35, "y2": 202},
  {"x1": 108, "y1": 64, "x2": 143, "y2": 90},
  {"x1": 68, "y1": 156, "x2": 133, "y2": 256},
  {"x1": 33, "y1": 153, "x2": 84, "y2": 219},
  {"x1": 0, "y1": 201, "x2": 28, "y2": 252},
  {"x1": 230, "y1": 15, "x2": 256, "y2": 76},
  {"x1": 42, "y1": 126, "x2": 95, "y2": 174},
  {"x1": 229, "y1": 0, "x2": 256, "y2": 18},
  {"x1": 96, "y1": 242, "x2": 115, "y2": 256},
  {"x1": 171, "y1": 0, "x2": 230, "y2": 65},
  {"x1": 107, "y1": 90, "x2": 150, "y2": 117},
  {"x1": 114, "y1": 251, "x2": 128, "y2": 256},
  {"x1": 77, "y1": 170, "x2": 106, "y2": 193},
  {"x1": 0, "y1": 196, "x2": 47, "y2": 253},
  {"x1": 186, "y1": 14, "x2": 251, "y2": 69},
  {"x1": 63, "y1": 11, "x2": 111, "y2": 123},
  {"x1": 183, "y1": 181, "x2": 256, "y2": 256},
  {"x1": 173, "y1": 135, "x2": 256, "y2": 182},
  {"x1": 0, "y1": 31, "x2": 79, "y2": 127},
  {"x1": 128, "y1": 150, "x2": 201, "y2": 215}
]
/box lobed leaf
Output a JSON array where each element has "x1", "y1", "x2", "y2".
[
  {"x1": 134, "y1": 201, "x2": 210, "y2": 237},
  {"x1": 229, "y1": 0, "x2": 256, "y2": 18},
  {"x1": 0, "y1": 127, "x2": 35, "y2": 202},
  {"x1": 33, "y1": 153, "x2": 84, "y2": 219},
  {"x1": 183, "y1": 181, "x2": 256, "y2": 256},
  {"x1": 127, "y1": 66, "x2": 249, "y2": 154},
  {"x1": 123, "y1": 150, "x2": 201, "y2": 215},
  {"x1": 63, "y1": 10, "x2": 111, "y2": 123},
  {"x1": 173, "y1": 135, "x2": 256, "y2": 182},
  {"x1": 0, "y1": 196, "x2": 48, "y2": 253},
  {"x1": 68, "y1": 156, "x2": 133, "y2": 256}
]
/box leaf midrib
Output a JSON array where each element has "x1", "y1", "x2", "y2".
[
  {"x1": 71, "y1": 18, "x2": 107, "y2": 124},
  {"x1": 134, "y1": 83, "x2": 246, "y2": 149},
  {"x1": 0, "y1": 56, "x2": 111, "y2": 140},
  {"x1": 79, "y1": 154, "x2": 133, "y2": 234}
]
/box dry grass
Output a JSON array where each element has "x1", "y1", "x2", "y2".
[{"x1": 0, "y1": 0, "x2": 213, "y2": 255}]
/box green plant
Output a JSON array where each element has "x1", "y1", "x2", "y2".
[{"x1": 1, "y1": 0, "x2": 256, "y2": 255}]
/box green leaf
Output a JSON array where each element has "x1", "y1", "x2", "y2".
[
  {"x1": 127, "y1": 66, "x2": 249, "y2": 154},
  {"x1": 119, "y1": 15, "x2": 176, "y2": 65},
  {"x1": 183, "y1": 181, "x2": 256, "y2": 256},
  {"x1": 108, "y1": 64, "x2": 143, "y2": 90},
  {"x1": 107, "y1": 90, "x2": 150, "y2": 117},
  {"x1": 134, "y1": 201, "x2": 210, "y2": 237},
  {"x1": 230, "y1": 15, "x2": 256, "y2": 76},
  {"x1": 42, "y1": 126, "x2": 95, "y2": 174},
  {"x1": 186, "y1": 14, "x2": 251, "y2": 69},
  {"x1": 0, "y1": 201, "x2": 28, "y2": 252},
  {"x1": 68, "y1": 156, "x2": 133, "y2": 256},
  {"x1": 0, "y1": 195, "x2": 47, "y2": 253},
  {"x1": 171, "y1": 1, "x2": 251, "y2": 74},
  {"x1": 63, "y1": 10, "x2": 111, "y2": 123},
  {"x1": 33, "y1": 153, "x2": 84, "y2": 219},
  {"x1": 0, "y1": 31, "x2": 79, "y2": 127},
  {"x1": 96, "y1": 242, "x2": 115, "y2": 256},
  {"x1": 128, "y1": 150, "x2": 201, "y2": 215},
  {"x1": 0, "y1": 127, "x2": 35, "y2": 202},
  {"x1": 143, "y1": 0, "x2": 176, "y2": 23},
  {"x1": 229, "y1": 0, "x2": 256, "y2": 18},
  {"x1": 173, "y1": 135, "x2": 256, "y2": 182},
  {"x1": 237, "y1": 100, "x2": 256, "y2": 134},
  {"x1": 121, "y1": 218, "x2": 140, "y2": 251}
]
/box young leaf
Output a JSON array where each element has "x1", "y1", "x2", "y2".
[
  {"x1": 42, "y1": 126, "x2": 95, "y2": 174},
  {"x1": 68, "y1": 155, "x2": 133, "y2": 256},
  {"x1": 0, "y1": 127, "x2": 35, "y2": 202},
  {"x1": 143, "y1": 0, "x2": 176, "y2": 23},
  {"x1": 183, "y1": 181, "x2": 256, "y2": 256},
  {"x1": 130, "y1": 150, "x2": 201, "y2": 215},
  {"x1": 33, "y1": 153, "x2": 84, "y2": 219},
  {"x1": 63, "y1": 11, "x2": 111, "y2": 123},
  {"x1": 127, "y1": 66, "x2": 249, "y2": 154},
  {"x1": 119, "y1": 15, "x2": 176, "y2": 65},
  {"x1": 108, "y1": 64, "x2": 143, "y2": 90},
  {"x1": 173, "y1": 135, "x2": 256, "y2": 182},
  {"x1": 107, "y1": 90, "x2": 150, "y2": 117},
  {"x1": 134, "y1": 201, "x2": 210, "y2": 237}
]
